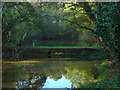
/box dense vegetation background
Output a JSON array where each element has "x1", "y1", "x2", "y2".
[{"x1": 1, "y1": 2, "x2": 119, "y2": 88}]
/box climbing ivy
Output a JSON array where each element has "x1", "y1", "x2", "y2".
[{"x1": 93, "y1": 2, "x2": 120, "y2": 62}]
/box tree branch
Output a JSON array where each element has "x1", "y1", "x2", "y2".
[
  {"x1": 43, "y1": 14, "x2": 94, "y2": 32},
  {"x1": 81, "y1": 3, "x2": 96, "y2": 23}
]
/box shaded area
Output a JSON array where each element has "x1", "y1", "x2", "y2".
[
  {"x1": 2, "y1": 47, "x2": 105, "y2": 60},
  {"x1": 1, "y1": 2, "x2": 119, "y2": 89}
]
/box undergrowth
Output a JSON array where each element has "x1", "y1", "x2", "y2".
[{"x1": 81, "y1": 60, "x2": 119, "y2": 88}]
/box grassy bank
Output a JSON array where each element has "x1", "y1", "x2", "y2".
[
  {"x1": 81, "y1": 60, "x2": 119, "y2": 88},
  {"x1": 14, "y1": 45, "x2": 102, "y2": 49}
]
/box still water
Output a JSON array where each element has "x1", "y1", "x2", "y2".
[{"x1": 2, "y1": 59, "x2": 101, "y2": 88}]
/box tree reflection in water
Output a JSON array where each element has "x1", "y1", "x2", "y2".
[
  {"x1": 16, "y1": 73, "x2": 47, "y2": 88},
  {"x1": 2, "y1": 60, "x2": 101, "y2": 88}
]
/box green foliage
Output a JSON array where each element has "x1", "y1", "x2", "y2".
[
  {"x1": 99, "y1": 60, "x2": 108, "y2": 72},
  {"x1": 83, "y1": 60, "x2": 119, "y2": 88},
  {"x1": 93, "y1": 60, "x2": 108, "y2": 80},
  {"x1": 2, "y1": 2, "x2": 43, "y2": 47},
  {"x1": 2, "y1": 2, "x2": 98, "y2": 48},
  {"x1": 2, "y1": 2, "x2": 119, "y2": 89},
  {"x1": 83, "y1": 75, "x2": 119, "y2": 88},
  {"x1": 97, "y1": 69, "x2": 108, "y2": 80},
  {"x1": 93, "y1": 2, "x2": 120, "y2": 61},
  {"x1": 82, "y1": 3, "x2": 119, "y2": 88}
]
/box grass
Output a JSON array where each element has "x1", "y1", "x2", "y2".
[
  {"x1": 38, "y1": 46, "x2": 102, "y2": 49},
  {"x1": 82, "y1": 60, "x2": 119, "y2": 88},
  {"x1": 83, "y1": 75, "x2": 119, "y2": 88}
]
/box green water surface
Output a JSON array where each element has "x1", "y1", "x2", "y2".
[{"x1": 2, "y1": 59, "x2": 102, "y2": 88}]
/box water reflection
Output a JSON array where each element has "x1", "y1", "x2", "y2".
[
  {"x1": 16, "y1": 73, "x2": 46, "y2": 88},
  {"x1": 43, "y1": 75, "x2": 72, "y2": 88},
  {"x1": 2, "y1": 60, "x2": 101, "y2": 88}
]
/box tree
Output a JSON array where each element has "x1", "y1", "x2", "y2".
[
  {"x1": 2, "y1": 2, "x2": 43, "y2": 47},
  {"x1": 2, "y1": 2, "x2": 119, "y2": 62},
  {"x1": 94, "y1": 2, "x2": 120, "y2": 62},
  {"x1": 58, "y1": 2, "x2": 119, "y2": 62},
  {"x1": 81, "y1": 2, "x2": 119, "y2": 62}
]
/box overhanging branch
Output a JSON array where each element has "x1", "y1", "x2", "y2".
[{"x1": 43, "y1": 14, "x2": 94, "y2": 32}]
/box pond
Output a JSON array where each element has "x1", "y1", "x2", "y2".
[{"x1": 2, "y1": 59, "x2": 102, "y2": 88}]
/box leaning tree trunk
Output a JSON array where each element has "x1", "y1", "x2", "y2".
[{"x1": 81, "y1": 3, "x2": 112, "y2": 61}]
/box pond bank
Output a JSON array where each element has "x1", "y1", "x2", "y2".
[{"x1": 2, "y1": 47, "x2": 104, "y2": 60}]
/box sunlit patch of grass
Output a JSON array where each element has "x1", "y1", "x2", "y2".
[{"x1": 38, "y1": 46, "x2": 102, "y2": 49}]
